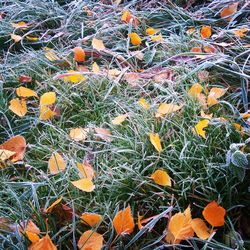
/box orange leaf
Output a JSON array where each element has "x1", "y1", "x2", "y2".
[
  {"x1": 128, "y1": 33, "x2": 142, "y2": 46},
  {"x1": 39, "y1": 106, "x2": 56, "y2": 121},
  {"x1": 46, "y1": 197, "x2": 63, "y2": 213},
  {"x1": 203, "y1": 45, "x2": 216, "y2": 53},
  {"x1": 0, "y1": 135, "x2": 26, "y2": 162},
  {"x1": 81, "y1": 213, "x2": 102, "y2": 227},
  {"x1": 121, "y1": 10, "x2": 138, "y2": 26},
  {"x1": 113, "y1": 206, "x2": 135, "y2": 235},
  {"x1": 26, "y1": 232, "x2": 40, "y2": 243},
  {"x1": 146, "y1": 27, "x2": 157, "y2": 35},
  {"x1": 16, "y1": 87, "x2": 38, "y2": 98},
  {"x1": 71, "y1": 178, "x2": 95, "y2": 192},
  {"x1": 220, "y1": 2, "x2": 238, "y2": 20},
  {"x1": 73, "y1": 47, "x2": 85, "y2": 62},
  {"x1": 202, "y1": 201, "x2": 226, "y2": 227},
  {"x1": 92, "y1": 38, "x2": 105, "y2": 51},
  {"x1": 151, "y1": 169, "x2": 171, "y2": 187},
  {"x1": 77, "y1": 230, "x2": 103, "y2": 250},
  {"x1": 234, "y1": 28, "x2": 248, "y2": 38},
  {"x1": 191, "y1": 218, "x2": 212, "y2": 240},
  {"x1": 77, "y1": 161, "x2": 96, "y2": 179},
  {"x1": 94, "y1": 127, "x2": 112, "y2": 142},
  {"x1": 190, "y1": 47, "x2": 202, "y2": 53},
  {"x1": 137, "y1": 214, "x2": 159, "y2": 230},
  {"x1": 9, "y1": 98, "x2": 27, "y2": 117},
  {"x1": 48, "y1": 153, "x2": 66, "y2": 174},
  {"x1": 19, "y1": 220, "x2": 40, "y2": 235},
  {"x1": 188, "y1": 83, "x2": 203, "y2": 98},
  {"x1": 28, "y1": 234, "x2": 57, "y2": 250},
  {"x1": 200, "y1": 26, "x2": 212, "y2": 39}
]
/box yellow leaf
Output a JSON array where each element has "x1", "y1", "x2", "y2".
[
  {"x1": 77, "y1": 230, "x2": 103, "y2": 250},
  {"x1": 11, "y1": 34, "x2": 22, "y2": 42},
  {"x1": 26, "y1": 36, "x2": 39, "y2": 41},
  {"x1": 149, "y1": 133, "x2": 162, "y2": 153},
  {"x1": 40, "y1": 92, "x2": 56, "y2": 106},
  {"x1": 28, "y1": 234, "x2": 57, "y2": 250},
  {"x1": 151, "y1": 34, "x2": 163, "y2": 42},
  {"x1": 234, "y1": 28, "x2": 248, "y2": 38},
  {"x1": 138, "y1": 98, "x2": 150, "y2": 109},
  {"x1": 77, "y1": 161, "x2": 96, "y2": 179},
  {"x1": 207, "y1": 87, "x2": 227, "y2": 107},
  {"x1": 191, "y1": 218, "x2": 211, "y2": 240},
  {"x1": 200, "y1": 26, "x2": 212, "y2": 39},
  {"x1": 46, "y1": 197, "x2": 63, "y2": 213},
  {"x1": 94, "y1": 127, "x2": 112, "y2": 142},
  {"x1": 19, "y1": 220, "x2": 40, "y2": 243},
  {"x1": 121, "y1": 10, "x2": 138, "y2": 26},
  {"x1": 9, "y1": 98, "x2": 27, "y2": 117},
  {"x1": 0, "y1": 149, "x2": 16, "y2": 161},
  {"x1": 48, "y1": 153, "x2": 66, "y2": 174},
  {"x1": 188, "y1": 83, "x2": 203, "y2": 98},
  {"x1": 167, "y1": 207, "x2": 194, "y2": 243},
  {"x1": 155, "y1": 103, "x2": 183, "y2": 118},
  {"x1": 39, "y1": 106, "x2": 56, "y2": 121},
  {"x1": 26, "y1": 232, "x2": 40, "y2": 243},
  {"x1": 71, "y1": 178, "x2": 95, "y2": 192},
  {"x1": 128, "y1": 33, "x2": 142, "y2": 46},
  {"x1": 92, "y1": 38, "x2": 105, "y2": 51},
  {"x1": 81, "y1": 213, "x2": 102, "y2": 227},
  {"x1": 62, "y1": 70, "x2": 86, "y2": 83},
  {"x1": 92, "y1": 62, "x2": 100, "y2": 74},
  {"x1": 233, "y1": 123, "x2": 244, "y2": 136},
  {"x1": 146, "y1": 27, "x2": 157, "y2": 35},
  {"x1": 69, "y1": 128, "x2": 89, "y2": 142},
  {"x1": 151, "y1": 169, "x2": 171, "y2": 186},
  {"x1": 111, "y1": 114, "x2": 128, "y2": 125},
  {"x1": 11, "y1": 21, "x2": 28, "y2": 29},
  {"x1": 44, "y1": 48, "x2": 59, "y2": 61},
  {"x1": 192, "y1": 119, "x2": 209, "y2": 139},
  {"x1": 113, "y1": 206, "x2": 135, "y2": 235},
  {"x1": 16, "y1": 87, "x2": 37, "y2": 98}
]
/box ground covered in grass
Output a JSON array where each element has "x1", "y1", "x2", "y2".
[{"x1": 0, "y1": 0, "x2": 250, "y2": 249}]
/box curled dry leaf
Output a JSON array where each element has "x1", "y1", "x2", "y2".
[
  {"x1": 138, "y1": 98, "x2": 150, "y2": 109},
  {"x1": 192, "y1": 119, "x2": 209, "y2": 139},
  {"x1": 73, "y1": 47, "x2": 85, "y2": 62},
  {"x1": 71, "y1": 178, "x2": 95, "y2": 192},
  {"x1": 94, "y1": 127, "x2": 112, "y2": 142},
  {"x1": 77, "y1": 160, "x2": 96, "y2": 179},
  {"x1": 149, "y1": 133, "x2": 162, "y2": 153},
  {"x1": 0, "y1": 135, "x2": 26, "y2": 162},
  {"x1": 191, "y1": 218, "x2": 212, "y2": 240},
  {"x1": 28, "y1": 234, "x2": 57, "y2": 250},
  {"x1": 200, "y1": 26, "x2": 212, "y2": 39},
  {"x1": 69, "y1": 128, "x2": 89, "y2": 142},
  {"x1": 16, "y1": 87, "x2": 37, "y2": 98},
  {"x1": 113, "y1": 206, "x2": 135, "y2": 235},
  {"x1": 92, "y1": 38, "x2": 105, "y2": 51},
  {"x1": 128, "y1": 33, "x2": 142, "y2": 46},
  {"x1": 46, "y1": 197, "x2": 63, "y2": 213},
  {"x1": 155, "y1": 103, "x2": 183, "y2": 118},
  {"x1": 220, "y1": 2, "x2": 238, "y2": 21},
  {"x1": 81, "y1": 213, "x2": 102, "y2": 227},
  {"x1": 202, "y1": 201, "x2": 226, "y2": 227},
  {"x1": 77, "y1": 230, "x2": 103, "y2": 250},
  {"x1": 9, "y1": 98, "x2": 27, "y2": 117},
  {"x1": 111, "y1": 114, "x2": 128, "y2": 125},
  {"x1": 151, "y1": 169, "x2": 171, "y2": 187},
  {"x1": 48, "y1": 153, "x2": 66, "y2": 174}
]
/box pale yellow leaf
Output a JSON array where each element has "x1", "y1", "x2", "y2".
[
  {"x1": 48, "y1": 153, "x2": 66, "y2": 174},
  {"x1": 69, "y1": 128, "x2": 89, "y2": 142},
  {"x1": 111, "y1": 114, "x2": 128, "y2": 125},
  {"x1": 77, "y1": 161, "x2": 96, "y2": 179},
  {"x1": 92, "y1": 38, "x2": 105, "y2": 51},
  {"x1": 92, "y1": 62, "x2": 100, "y2": 74},
  {"x1": 155, "y1": 103, "x2": 183, "y2": 118},
  {"x1": 71, "y1": 178, "x2": 95, "y2": 192},
  {"x1": 0, "y1": 149, "x2": 16, "y2": 161},
  {"x1": 11, "y1": 34, "x2": 22, "y2": 42},
  {"x1": 138, "y1": 98, "x2": 150, "y2": 109},
  {"x1": 149, "y1": 133, "x2": 162, "y2": 153}
]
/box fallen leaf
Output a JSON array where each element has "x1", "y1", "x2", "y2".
[
  {"x1": 151, "y1": 34, "x2": 163, "y2": 42},
  {"x1": 48, "y1": 153, "x2": 66, "y2": 174},
  {"x1": 16, "y1": 87, "x2": 37, "y2": 98},
  {"x1": 111, "y1": 114, "x2": 128, "y2": 125},
  {"x1": 107, "y1": 69, "x2": 121, "y2": 77},
  {"x1": 220, "y1": 2, "x2": 238, "y2": 20},
  {"x1": 200, "y1": 26, "x2": 212, "y2": 39},
  {"x1": 28, "y1": 234, "x2": 57, "y2": 250},
  {"x1": 81, "y1": 213, "x2": 102, "y2": 227},
  {"x1": 62, "y1": 70, "x2": 86, "y2": 83},
  {"x1": 94, "y1": 127, "x2": 112, "y2": 142},
  {"x1": 200, "y1": 110, "x2": 213, "y2": 119},
  {"x1": 9, "y1": 98, "x2": 27, "y2": 117},
  {"x1": 11, "y1": 21, "x2": 28, "y2": 29},
  {"x1": 128, "y1": 33, "x2": 142, "y2": 46},
  {"x1": 77, "y1": 160, "x2": 96, "y2": 179},
  {"x1": 207, "y1": 87, "x2": 227, "y2": 107},
  {"x1": 233, "y1": 28, "x2": 248, "y2": 38},
  {"x1": 44, "y1": 48, "x2": 59, "y2": 61},
  {"x1": 19, "y1": 75, "x2": 32, "y2": 83},
  {"x1": 77, "y1": 230, "x2": 103, "y2": 250},
  {"x1": 191, "y1": 47, "x2": 202, "y2": 53},
  {"x1": 39, "y1": 92, "x2": 57, "y2": 120},
  {"x1": 113, "y1": 206, "x2": 135, "y2": 235},
  {"x1": 149, "y1": 133, "x2": 162, "y2": 153},
  {"x1": 73, "y1": 47, "x2": 85, "y2": 62},
  {"x1": 130, "y1": 51, "x2": 144, "y2": 60},
  {"x1": 0, "y1": 149, "x2": 16, "y2": 161},
  {"x1": 92, "y1": 62, "x2": 100, "y2": 74},
  {"x1": 155, "y1": 103, "x2": 183, "y2": 118},
  {"x1": 202, "y1": 201, "x2": 226, "y2": 227},
  {"x1": 124, "y1": 72, "x2": 141, "y2": 86},
  {"x1": 71, "y1": 178, "x2": 95, "y2": 192},
  {"x1": 26, "y1": 232, "x2": 40, "y2": 243},
  {"x1": 69, "y1": 128, "x2": 89, "y2": 142},
  {"x1": 46, "y1": 197, "x2": 63, "y2": 213},
  {"x1": 137, "y1": 214, "x2": 157, "y2": 230},
  {"x1": 203, "y1": 45, "x2": 216, "y2": 53},
  {"x1": 39, "y1": 106, "x2": 56, "y2": 121},
  {"x1": 146, "y1": 27, "x2": 157, "y2": 35},
  {"x1": 151, "y1": 169, "x2": 171, "y2": 186},
  {"x1": 40, "y1": 92, "x2": 56, "y2": 106},
  {"x1": 138, "y1": 98, "x2": 150, "y2": 109},
  {"x1": 26, "y1": 36, "x2": 39, "y2": 41},
  {"x1": 188, "y1": 83, "x2": 203, "y2": 98},
  {"x1": 92, "y1": 38, "x2": 105, "y2": 51},
  {"x1": 0, "y1": 135, "x2": 26, "y2": 162},
  {"x1": 11, "y1": 34, "x2": 22, "y2": 42},
  {"x1": 192, "y1": 119, "x2": 209, "y2": 139},
  {"x1": 121, "y1": 10, "x2": 138, "y2": 26},
  {"x1": 19, "y1": 220, "x2": 40, "y2": 243},
  {"x1": 167, "y1": 206, "x2": 194, "y2": 243},
  {"x1": 191, "y1": 218, "x2": 212, "y2": 240},
  {"x1": 186, "y1": 27, "x2": 196, "y2": 35}
]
